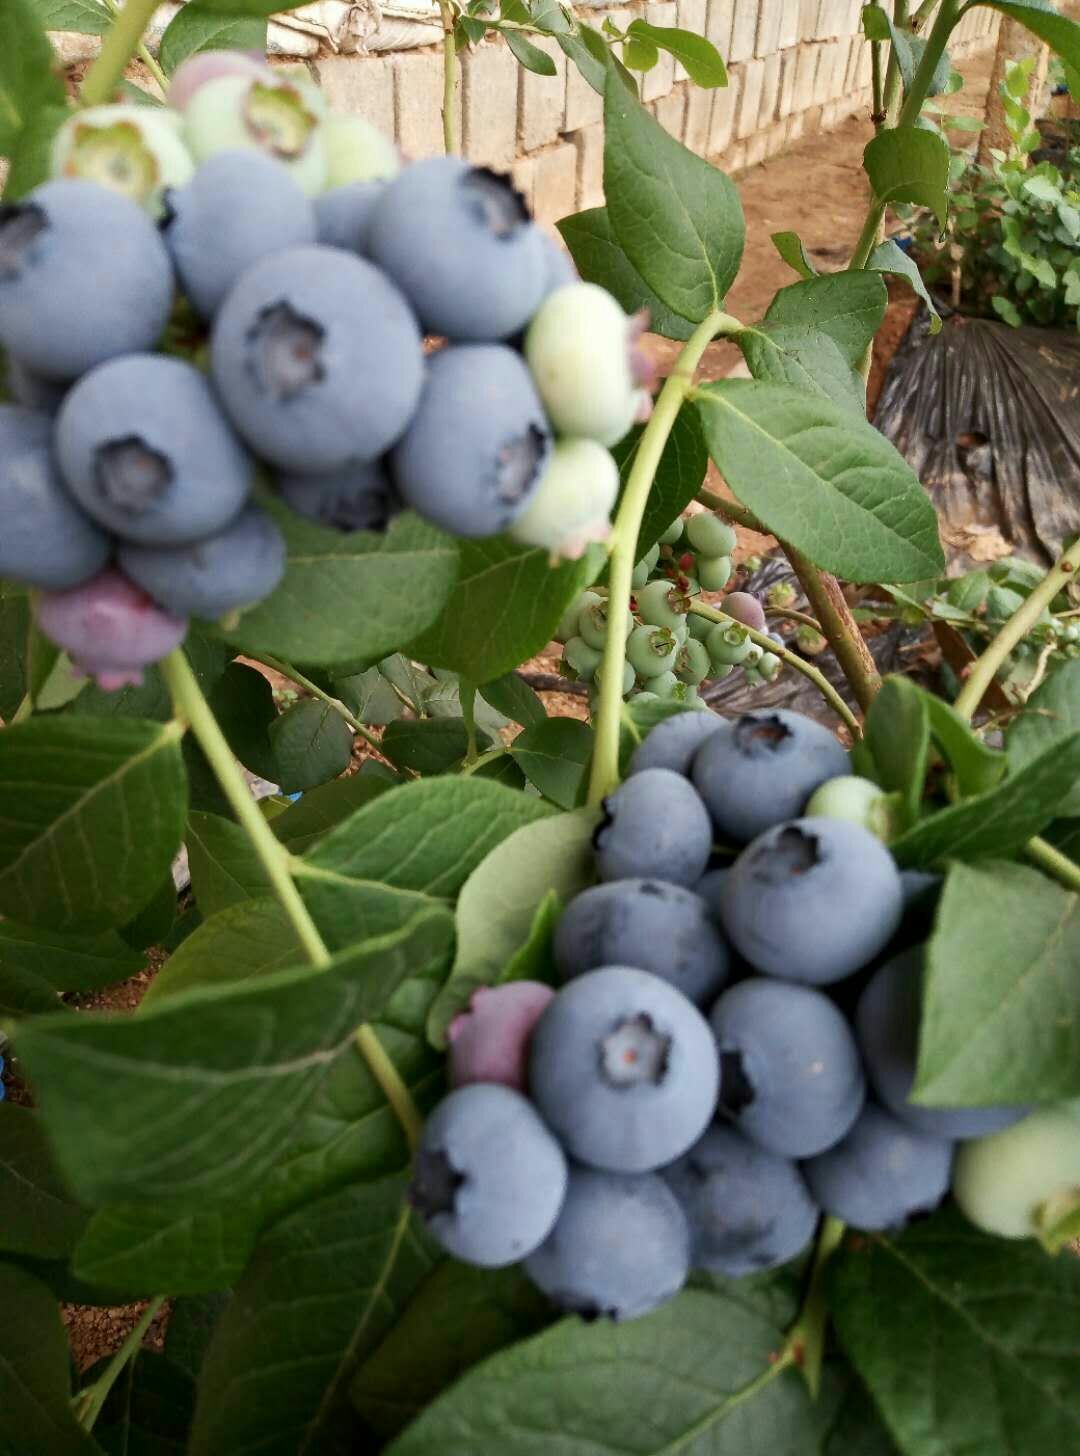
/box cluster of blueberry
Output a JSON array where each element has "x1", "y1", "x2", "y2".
[
  {"x1": 0, "y1": 51, "x2": 644, "y2": 687},
  {"x1": 556, "y1": 514, "x2": 783, "y2": 710},
  {"x1": 409, "y1": 707, "x2": 1031, "y2": 1322}
]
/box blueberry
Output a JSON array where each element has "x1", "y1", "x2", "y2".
[
  {"x1": 694, "y1": 866, "x2": 729, "y2": 918},
  {"x1": 801, "y1": 1103, "x2": 953, "y2": 1230},
  {"x1": 524, "y1": 1166, "x2": 690, "y2": 1321},
  {"x1": 691, "y1": 709, "x2": 850, "y2": 843},
  {"x1": 709, "y1": 977, "x2": 865, "y2": 1158},
  {"x1": 51, "y1": 103, "x2": 195, "y2": 217},
  {"x1": 368, "y1": 158, "x2": 546, "y2": 341},
  {"x1": 55, "y1": 354, "x2": 253, "y2": 547},
  {"x1": 626, "y1": 624, "x2": 679, "y2": 679},
  {"x1": 211, "y1": 244, "x2": 423, "y2": 474},
  {"x1": 555, "y1": 879, "x2": 730, "y2": 1006},
  {"x1": 529, "y1": 965, "x2": 719, "y2": 1173},
  {"x1": 538, "y1": 232, "x2": 578, "y2": 298},
  {"x1": 0, "y1": 180, "x2": 174, "y2": 381},
  {"x1": 636, "y1": 579, "x2": 687, "y2": 632},
  {"x1": 719, "y1": 818, "x2": 903, "y2": 984},
  {"x1": 276, "y1": 457, "x2": 398, "y2": 533},
  {"x1": 183, "y1": 73, "x2": 328, "y2": 196},
  {"x1": 5, "y1": 357, "x2": 68, "y2": 413},
  {"x1": 167, "y1": 50, "x2": 272, "y2": 113},
  {"x1": 36, "y1": 568, "x2": 188, "y2": 691},
  {"x1": 313, "y1": 180, "x2": 385, "y2": 252},
  {"x1": 676, "y1": 638, "x2": 711, "y2": 686},
  {"x1": 563, "y1": 635, "x2": 602, "y2": 682},
  {"x1": 686, "y1": 513, "x2": 737, "y2": 558},
  {"x1": 410, "y1": 1083, "x2": 568, "y2": 1268},
  {"x1": 594, "y1": 768, "x2": 713, "y2": 887},
  {"x1": 804, "y1": 774, "x2": 895, "y2": 839},
  {"x1": 117, "y1": 504, "x2": 285, "y2": 620},
  {"x1": 855, "y1": 948, "x2": 1029, "y2": 1139},
  {"x1": 721, "y1": 592, "x2": 766, "y2": 631},
  {"x1": 664, "y1": 1125, "x2": 818, "y2": 1275},
  {"x1": 555, "y1": 590, "x2": 600, "y2": 646},
  {"x1": 162, "y1": 150, "x2": 316, "y2": 319},
  {"x1": 508, "y1": 437, "x2": 619, "y2": 560},
  {"x1": 952, "y1": 1105, "x2": 1080, "y2": 1240},
  {"x1": 698, "y1": 555, "x2": 733, "y2": 592},
  {"x1": 578, "y1": 596, "x2": 633, "y2": 652},
  {"x1": 0, "y1": 405, "x2": 110, "y2": 589},
  {"x1": 320, "y1": 113, "x2": 400, "y2": 187},
  {"x1": 447, "y1": 980, "x2": 555, "y2": 1092},
  {"x1": 392, "y1": 344, "x2": 551, "y2": 538},
  {"x1": 756, "y1": 651, "x2": 782, "y2": 683},
  {"x1": 706, "y1": 622, "x2": 755, "y2": 667},
  {"x1": 626, "y1": 706, "x2": 724, "y2": 778}
]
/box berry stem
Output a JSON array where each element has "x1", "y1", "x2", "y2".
[
  {"x1": 99, "y1": 0, "x2": 169, "y2": 96},
  {"x1": 257, "y1": 652, "x2": 390, "y2": 760},
  {"x1": 786, "y1": 1215, "x2": 846, "y2": 1399},
  {"x1": 80, "y1": 0, "x2": 163, "y2": 108},
  {"x1": 74, "y1": 1295, "x2": 165, "y2": 1430},
  {"x1": 1024, "y1": 835, "x2": 1080, "y2": 894},
  {"x1": 784, "y1": 546, "x2": 882, "y2": 712},
  {"x1": 695, "y1": 488, "x2": 765, "y2": 534},
  {"x1": 765, "y1": 605, "x2": 825, "y2": 633},
  {"x1": 688, "y1": 600, "x2": 862, "y2": 737},
  {"x1": 439, "y1": 3, "x2": 460, "y2": 154},
  {"x1": 587, "y1": 310, "x2": 739, "y2": 805}
]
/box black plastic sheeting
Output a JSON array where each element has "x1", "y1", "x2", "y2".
[{"x1": 873, "y1": 308, "x2": 1080, "y2": 572}]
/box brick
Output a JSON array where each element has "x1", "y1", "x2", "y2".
[
  {"x1": 812, "y1": 40, "x2": 833, "y2": 103},
  {"x1": 822, "y1": 97, "x2": 841, "y2": 130},
  {"x1": 683, "y1": 79, "x2": 714, "y2": 152},
  {"x1": 728, "y1": 0, "x2": 757, "y2": 62},
  {"x1": 793, "y1": 42, "x2": 818, "y2": 111},
  {"x1": 461, "y1": 41, "x2": 518, "y2": 169},
  {"x1": 315, "y1": 55, "x2": 395, "y2": 137},
  {"x1": 674, "y1": 0, "x2": 707, "y2": 80},
  {"x1": 758, "y1": 48, "x2": 781, "y2": 125},
  {"x1": 736, "y1": 55, "x2": 764, "y2": 137},
  {"x1": 707, "y1": 63, "x2": 740, "y2": 153},
  {"x1": 857, "y1": 37, "x2": 872, "y2": 89},
  {"x1": 564, "y1": 43, "x2": 603, "y2": 130},
  {"x1": 803, "y1": 101, "x2": 824, "y2": 135},
  {"x1": 723, "y1": 139, "x2": 747, "y2": 173},
  {"x1": 843, "y1": 32, "x2": 862, "y2": 95},
  {"x1": 787, "y1": 108, "x2": 806, "y2": 142},
  {"x1": 512, "y1": 155, "x2": 536, "y2": 215},
  {"x1": 755, "y1": 0, "x2": 783, "y2": 57},
  {"x1": 517, "y1": 35, "x2": 567, "y2": 152},
  {"x1": 799, "y1": 0, "x2": 821, "y2": 41},
  {"x1": 642, "y1": 1, "x2": 677, "y2": 100},
  {"x1": 745, "y1": 128, "x2": 768, "y2": 168},
  {"x1": 393, "y1": 50, "x2": 456, "y2": 160},
  {"x1": 765, "y1": 117, "x2": 789, "y2": 156},
  {"x1": 654, "y1": 86, "x2": 687, "y2": 137},
  {"x1": 705, "y1": 0, "x2": 734, "y2": 54},
  {"x1": 572, "y1": 121, "x2": 605, "y2": 209},
  {"x1": 533, "y1": 141, "x2": 578, "y2": 226},
  {"x1": 779, "y1": 47, "x2": 798, "y2": 115},
  {"x1": 778, "y1": 3, "x2": 800, "y2": 50}
]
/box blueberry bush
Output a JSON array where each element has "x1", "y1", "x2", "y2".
[{"x1": 2, "y1": 1, "x2": 1080, "y2": 1453}]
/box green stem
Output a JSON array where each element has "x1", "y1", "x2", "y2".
[
  {"x1": 785, "y1": 546, "x2": 881, "y2": 712},
  {"x1": 459, "y1": 745, "x2": 507, "y2": 777},
  {"x1": 101, "y1": 0, "x2": 169, "y2": 96},
  {"x1": 257, "y1": 652, "x2": 388, "y2": 759},
  {"x1": 439, "y1": 4, "x2": 459, "y2": 155},
  {"x1": 695, "y1": 488, "x2": 765, "y2": 534},
  {"x1": 765, "y1": 605, "x2": 824, "y2": 634},
  {"x1": 786, "y1": 1217, "x2": 846, "y2": 1397},
  {"x1": 953, "y1": 538, "x2": 1080, "y2": 722},
  {"x1": 76, "y1": 1296, "x2": 165, "y2": 1429},
  {"x1": 689, "y1": 601, "x2": 861, "y2": 737},
  {"x1": 460, "y1": 680, "x2": 478, "y2": 763},
  {"x1": 850, "y1": 199, "x2": 887, "y2": 271},
  {"x1": 897, "y1": 0, "x2": 962, "y2": 128},
  {"x1": 880, "y1": 0, "x2": 909, "y2": 125},
  {"x1": 871, "y1": 40, "x2": 885, "y2": 123},
  {"x1": 80, "y1": 0, "x2": 162, "y2": 107},
  {"x1": 587, "y1": 310, "x2": 736, "y2": 804},
  {"x1": 1025, "y1": 835, "x2": 1080, "y2": 893}
]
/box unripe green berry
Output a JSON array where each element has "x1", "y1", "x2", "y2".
[
  {"x1": 321, "y1": 112, "x2": 400, "y2": 186},
  {"x1": 594, "y1": 658, "x2": 635, "y2": 696},
  {"x1": 743, "y1": 642, "x2": 764, "y2": 668},
  {"x1": 627, "y1": 624, "x2": 679, "y2": 677},
  {"x1": 686, "y1": 513, "x2": 737, "y2": 557},
  {"x1": 796, "y1": 625, "x2": 828, "y2": 655},
  {"x1": 563, "y1": 635, "x2": 602, "y2": 681},
  {"x1": 52, "y1": 104, "x2": 194, "y2": 217},
  {"x1": 707, "y1": 622, "x2": 754, "y2": 666},
  {"x1": 184, "y1": 73, "x2": 328, "y2": 196},
  {"x1": 658, "y1": 518, "x2": 685, "y2": 546},
  {"x1": 953, "y1": 1104, "x2": 1080, "y2": 1244},
  {"x1": 637, "y1": 580, "x2": 686, "y2": 632},
  {"x1": 579, "y1": 597, "x2": 633, "y2": 651},
  {"x1": 686, "y1": 611, "x2": 713, "y2": 643},
  {"x1": 631, "y1": 558, "x2": 651, "y2": 589},
  {"x1": 556, "y1": 590, "x2": 600, "y2": 645},
  {"x1": 804, "y1": 775, "x2": 897, "y2": 840},
  {"x1": 524, "y1": 283, "x2": 643, "y2": 447},
  {"x1": 767, "y1": 581, "x2": 797, "y2": 609},
  {"x1": 650, "y1": 669, "x2": 681, "y2": 698},
  {"x1": 676, "y1": 638, "x2": 711, "y2": 685},
  {"x1": 757, "y1": 651, "x2": 782, "y2": 682},
  {"x1": 698, "y1": 555, "x2": 733, "y2": 592}
]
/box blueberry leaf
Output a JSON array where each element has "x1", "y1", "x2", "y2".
[
  {"x1": 968, "y1": 3, "x2": 1080, "y2": 74},
  {"x1": 510, "y1": 717, "x2": 594, "y2": 808},
  {"x1": 1007, "y1": 660, "x2": 1080, "y2": 817},
  {"x1": 0, "y1": 920, "x2": 143, "y2": 993},
  {"x1": 268, "y1": 698, "x2": 354, "y2": 793},
  {"x1": 764, "y1": 273, "x2": 888, "y2": 366},
  {"x1": 186, "y1": 809, "x2": 272, "y2": 917},
  {"x1": 863, "y1": 126, "x2": 951, "y2": 229},
  {"x1": 625, "y1": 21, "x2": 727, "y2": 86},
  {"x1": 0, "y1": 1265, "x2": 101, "y2": 1455},
  {"x1": 770, "y1": 231, "x2": 819, "y2": 281},
  {"x1": 142, "y1": 897, "x2": 298, "y2": 1008},
  {"x1": 0, "y1": 1104, "x2": 88, "y2": 1261},
  {"x1": 25, "y1": 0, "x2": 110, "y2": 35},
  {"x1": 861, "y1": 675, "x2": 930, "y2": 830},
  {"x1": 615, "y1": 403, "x2": 709, "y2": 561},
  {"x1": 557, "y1": 207, "x2": 698, "y2": 342},
  {"x1": 158, "y1": 3, "x2": 266, "y2": 73},
  {"x1": 736, "y1": 323, "x2": 865, "y2": 415},
  {"x1": 0, "y1": 0, "x2": 66, "y2": 159},
  {"x1": 867, "y1": 239, "x2": 943, "y2": 333},
  {"x1": 74, "y1": 1200, "x2": 263, "y2": 1295}
]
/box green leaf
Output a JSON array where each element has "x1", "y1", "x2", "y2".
[
  {"x1": 269, "y1": 699, "x2": 354, "y2": 793},
  {"x1": 409, "y1": 537, "x2": 602, "y2": 682},
  {"x1": 0, "y1": 920, "x2": 143, "y2": 992},
  {"x1": 831, "y1": 1207, "x2": 1080, "y2": 1456},
  {"x1": 142, "y1": 897, "x2": 299, "y2": 1007},
  {"x1": 0, "y1": 596, "x2": 29, "y2": 719},
  {"x1": 625, "y1": 20, "x2": 727, "y2": 86},
  {"x1": 0, "y1": 1264, "x2": 102, "y2": 1455},
  {"x1": 335, "y1": 665, "x2": 406, "y2": 726},
  {"x1": 74, "y1": 1200, "x2": 262, "y2": 1295},
  {"x1": 892, "y1": 731, "x2": 1080, "y2": 868},
  {"x1": 165, "y1": 1292, "x2": 231, "y2": 1381},
  {"x1": 352, "y1": 1263, "x2": 552, "y2": 1440},
  {"x1": 380, "y1": 717, "x2": 474, "y2": 775},
  {"x1": 2, "y1": 100, "x2": 66, "y2": 199},
  {"x1": 556, "y1": 28, "x2": 608, "y2": 95},
  {"x1": 205, "y1": 660, "x2": 280, "y2": 784},
  {"x1": 764, "y1": 272, "x2": 888, "y2": 366},
  {"x1": 159, "y1": 3, "x2": 266, "y2": 73},
  {"x1": 93, "y1": 1349, "x2": 195, "y2": 1455},
  {"x1": 867, "y1": 239, "x2": 942, "y2": 333},
  {"x1": 271, "y1": 773, "x2": 393, "y2": 853},
  {"x1": 924, "y1": 693, "x2": 1006, "y2": 798},
  {"x1": 557, "y1": 207, "x2": 698, "y2": 341},
  {"x1": 478, "y1": 672, "x2": 547, "y2": 728},
  {"x1": 969, "y1": 3, "x2": 1080, "y2": 75},
  {"x1": 503, "y1": 28, "x2": 558, "y2": 74},
  {"x1": 15, "y1": 907, "x2": 453, "y2": 1206},
  {"x1": 221, "y1": 509, "x2": 459, "y2": 669},
  {"x1": 0, "y1": 717, "x2": 187, "y2": 933},
  {"x1": 603, "y1": 68, "x2": 744, "y2": 323},
  {"x1": 614, "y1": 403, "x2": 709, "y2": 560},
  {"x1": 914, "y1": 859, "x2": 1080, "y2": 1105},
  {"x1": 27, "y1": 0, "x2": 109, "y2": 34},
  {"x1": 0, "y1": 961, "x2": 60, "y2": 1016},
  {"x1": 384, "y1": 1287, "x2": 815, "y2": 1456},
  {"x1": 770, "y1": 231, "x2": 819, "y2": 280},
  {"x1": 622, "y1": 31, "x2": 659, "y2": 71},
  {"x1": 119, "y1": 871, "x2": 176, "y2": 950},
  {"x1": 0, "y1": 0, "x2": 66, "y2": 159},
  {"x1": 863, "y1": 126, "x2": 951, "y2": 228},
  {"x1": 510, "y1": 717, "x2": 593, "y2": 808},
  {"x1": 153, "y1": 0, "x2": 333, "y2": 13},
  {"x1": 817, "y1": 1359, "x2": 902, "y2": 1455},
  {"x1": 186, "y1": 810, "x2": 272, "y2": 917},
  {"x1": 862, "y1": 676, "x2": 930, "y2": 830},
  {"x1": 694, "y1": 381, "x2": 944, "y2": 583},
  {"x1": 0, "y1": 1105, "x2": 87, "y2": 1260},
  {"x1": 429, "y1": 805, "x2": 598, "y2": 1045},
  {"x1": 1008, "y1": 661, "x2": 1080, "y2": 815},
  {"x1": 736, "y1": 322, "x2": 865, "y2": 414},
  {"x1": 190, "y1": 1176, "x2": 436, "y2": 1456}
]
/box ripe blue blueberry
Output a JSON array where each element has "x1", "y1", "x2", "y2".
[
  {"x1": 693, "y1": 866, "x2": 729, "y2": 918},
  {"x1": 594, "y1": 767, "x2": 714, "y2": 887},
  {"x1": 117, "y1": 504, "x2": 286, "y2": 620},
  {"x1": 410, "y1": 1083, "x2": 568, "y2": 1268},
  {"x1": 36, "y1": 568, "x2": 188, "y2": 691},
  {"x1": 709, "y1": 977, "x2": 865, "y2": 1158},
  {"x1": 55, "y1": 354, "x2": 254, "y2": 547},
  {"x1": 555, "y1": 879, "x2": 730, "y2": 1006},
  {"x1": 313, "y1": 180, "x2": 385, "y2": 253},
  {"x1": 0, "y1": 405, "x2": 110, "y2": 589},
  {"x1": 529, "y1": 965, "x2": 719, "y2": 1173},
  {"x1": 211, "y1": 244, "x2": 424, "y2": 473},
  {"x1": 524, "y1": 1166, "x2": 690, "y2": 1322},
  {"x1": 0, "y1": 180, "x2": 174, "y2": 381},
  {"x1": 664, "y1": 1125, "x2": 818, "y2": 1275},
  {"x1": 691, "y1": 708, "x2": 851, "y2": 843},
  {"x1": 626, "y1": 707, "x2": 725, "y2": 778},
  {"x1": 392, "y1": 344, "x2": 551, "y2": 537},
  {"x1": 368, "y1": 158, "x2": 546, "y2": 341},
  {"x1": 538, "y1": 232, "x2": 578, "y2": 298},
  {"x1": 162, "y1": 150, "x2": 316, "y2": 319},
  {"x1": 801, "y1": 1102, "x2": 953, "y2": 1230},
  {"x1": 5, "y1": 357, "x2": 68, "y2": 413},
  {"x1": 718, "y1": 817, "x2": 903, "y2": 984},
  {"x1": 276, "y1": 457, "x2": 398, "y2": 533},
  {"x1": 855, "y1": 948, "x2": 1029, "y2": 1139}
]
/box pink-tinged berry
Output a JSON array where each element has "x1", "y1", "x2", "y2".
[
  {"x1": 167, "y1": 50, "x2": 273, "y2": 113},
  {"x1": 36, "y1": 568, "x2": 188, "y2": 691},
  {"x1": 721, "y1": 591, "x2": 767, "y2": 632},
  {"x1": 447, "y1": 980, "x2": 556, "y2": 1092}
]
